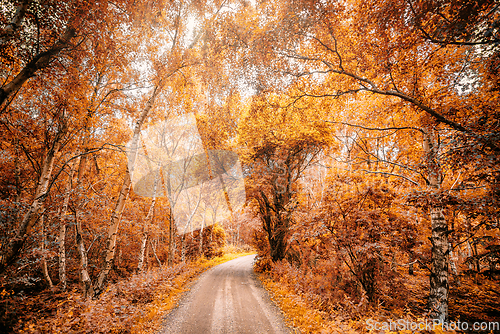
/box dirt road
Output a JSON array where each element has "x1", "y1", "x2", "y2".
[{"x1": 160, "y1": 254, "x2": 291, "y2": 334}]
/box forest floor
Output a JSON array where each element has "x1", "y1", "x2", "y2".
[
  {"x1": 3, "y1": 249, "x2": 498, "y2": 333},
  {"x1": 257, "y1": 264, "x2": 500, "y2": 334},
  {"x1": 0, "y1": 247, "x2": 254, "y2": 334}
]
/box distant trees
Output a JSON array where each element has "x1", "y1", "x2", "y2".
[{"x1": 238, "y1": 94, "x2": 332, "y2": 262}]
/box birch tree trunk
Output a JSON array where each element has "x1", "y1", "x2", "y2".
[
  {"x1": 137, "y1": 166, "x2": 159, "y2": 273},
  {"x1": 76, "y1": 218, "x2": 93, "y2": 298},
  {"x1": 151, "y1": 239, "x2": 162, "y2": 267},
  {"x1": 137, "y1": 198, "x2": 159, "y2": 272},
  {"x1": 95, "y1": 86, "x2": 161, "y2": 295},
  {"x1": 57, "y1": 224, "x2": 67, "y2": 292},
  {"x1": 0, "y1": 0, "x2": 31, "y2": 46},
  {"x1": 424, "y1": 130, "x2": 449, "y2": 322},
  {"x1": 181, "y1": 234, "x2": 186, "y2": 263},
  {"x1": 199, "y1": 222, "x2": 204, "y2": 257},
  {"x1": 466, "y1": 241, "x2": 473, "y2": 270},
  {"x1": 137, "y1": 232, "x2": 149, "y2": 273},
  {"x1": 57, "y1": 162, "x2": 75, "y2": 292},
  {"x1": 449, "y1": 243, "x2": 458, "y2": 276},
  {"x1": 40, "y1": 215, "x2": 53, "y2": 289},
  {"x1": 0, "y1": 125, "x2": 65, "y2": 274},
  {"x1": 74, "y1": 153, "x2": 94, "y2": 298},
  {"x1": 168, "y1": 211, "x2": 174, "y2": 266}
]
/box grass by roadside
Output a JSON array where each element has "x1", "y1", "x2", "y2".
[
  {"x1": 256, "y1": 262, "x2": 460, "y2": 334},
  {"x1": 257, "y1": 273, "x2": 359, "y2": 334},
  {"x1": 13, "y1": 247, "x2": 254, "y2": 334}
]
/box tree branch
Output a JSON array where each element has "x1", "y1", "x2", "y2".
[
  {"x1": 360, "y1": 169, "x2": 420, "y2": 186},
  {"x1": 323, "y1": 120, "x2": 426, "y2": 134}
]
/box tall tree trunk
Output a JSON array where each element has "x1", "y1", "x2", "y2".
[
  {"x1": 199, "y1": 221, "x2": 204, "y2": 257},
  {"x1": 76, "y1": 219, "x2": 93, "y2": 298},
  {"x1": 137, "y1": 166, "x2": 159, "y2": 273},
  {"x1": 137, "y1": 232, "x2": 148, "y2": 273},
  {"x1": 13, "y1": 138, "x2": 22, "y2": 203},
  {"x1": 0, "y1": 125, "x2": 65, "y2": 274},
  {"x1": 57, "y1": 162, "x2": 75, "y2": 292},
  {"x1": 74, "y1": 154, "x2": 94, "y2": 298},
  {"x1": 467, "y1": 241, "x2": 474, "y2": 271},
  {"x1": 449, "y1": 243, "x2": 458, "y2": 276},
  {"x1": 429, "y1": 206, "x2": 448, "y2": 322},
  {"x1": 0, "y1": 0, "x2": 31, "y2": 46},
  {"x1": 95, "y1": 171, "x2": 131, "y2": 294},
  {"x1": 236, "y1": 220, "x2": 240, "y2": 247},
  {"x1": 145, "y1": 242, "x2": 150, "y2": 269},
  {"x1": 181, "y1": 234, "x2": 186, "y2": 262},
  {"x1": 95, "y1": 85, "x2": 161, "y2": 295},
  {"x1": 58, "y1": 224, "x2": 67, "y2": 292},
  {"x1": 259, "y1": 191, "x2": 288, "y2": 262},
  {"x1": 424, "y1": 130, "x2": 449, "y2": 322},
  {"x1": 151, "y1": 239, "x2": 162, "y2": 267},
  {"x1": 473, "y1": 242, "x2": 480, "y2": 273},
  {"x1": 168, "y1": 211, "x2": 174, "y2": 266},
  {"x1": 40, "y1": 215, "x2": 53, "y2": 289},
  {"x1": 449, "y1": 242, "x2": 460, "y2": 286}
]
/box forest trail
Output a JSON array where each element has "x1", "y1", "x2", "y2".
[{"x1": 160, "y1": 254, "x2": 291, "y2": 334}]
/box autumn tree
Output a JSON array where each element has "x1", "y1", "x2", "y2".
[
  {"x1": 0, "y1": 0, "x2": 145, "y2": 276},
  {"x1": 238, "y1": 93, "x2": 332, "y2": 262}
]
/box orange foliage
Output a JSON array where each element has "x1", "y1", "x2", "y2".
[{"x1": 1, "y1": 0, "x2": 499, "y2": 331}]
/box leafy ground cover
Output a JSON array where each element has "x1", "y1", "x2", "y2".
[
  {"x1": 2, "y1": 246, "x2": 254, "y2": 334},
  {"x1": 258, "y1": 260, "x2": 500, "y2": 334}
]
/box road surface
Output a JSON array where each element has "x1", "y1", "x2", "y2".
[{"x1": 160, "y1": 254, "x2": 291, "y2": 334}]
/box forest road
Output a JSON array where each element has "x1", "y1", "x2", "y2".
[{"x1": 160, "y1": 254, "x2": 291, "y2": 334}]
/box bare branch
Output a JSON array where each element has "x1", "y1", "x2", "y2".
[
  {"x1": 286, "y1": 45, "x2": 468, "y2": 132},
  {"x1": 323, "y1": 120, "x2": 426, "y2": 134},
  {"x1": 360, "y1": 169, "x2": 420, "y2": 186}
]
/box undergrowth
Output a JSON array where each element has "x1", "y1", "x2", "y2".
[
  {"x1": 5, "y1": 247, "x2": 254, "y2": 334},
  {"x1": 257, "y1": 260, "x2": 463, "y2": 334}
]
